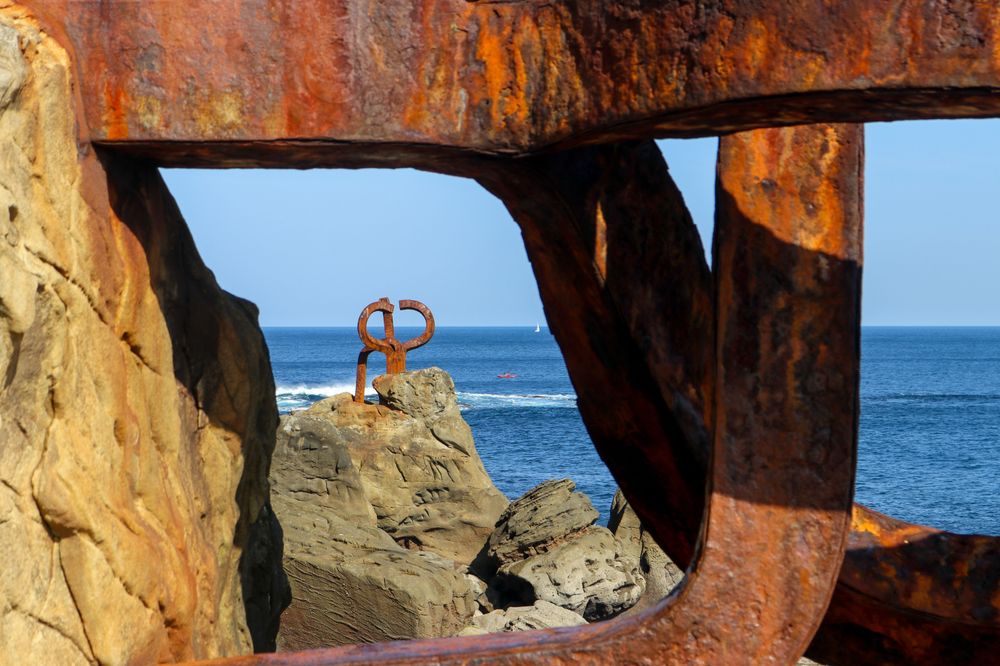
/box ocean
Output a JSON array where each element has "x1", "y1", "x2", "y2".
[{"x1": 266, "y1": 326, "x2": 1000, "y2": 536}]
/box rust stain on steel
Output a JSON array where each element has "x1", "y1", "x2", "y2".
[
  {"x1": 19, "y1": 0, "x2": 1000, "y2": 160},
  {"x1": 186, "y1": 127, "x2": 861, "y2": 666},
  {"x1": 473, "y1": 140, "x2": 714, "y2": 567},
  {"x1": 354, "y1": 298, "x2": 435, "y2": 402},
  {"x1": 809, "y1": 504, "x2": 1000, "y2": 663},
  {"x1": 9, "y1": 0, "x2": 1000, "y2": 663}
]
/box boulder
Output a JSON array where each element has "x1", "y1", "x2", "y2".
[
  {"x1": 467, "y1": 600, "x2": 587, "y2": 634},
  {"x1": 281, "y1": 369, "x2": 508, "y2": 563},
  {"x1": 484, "y1": 480, "x2": 643, "y2": 621},
  {"x1": 273, "y1": 486, "x2": 477, "y2": 648},
  {"x1": 487, "y1": 478, "x2": 598, "y2": 565},
  {"x1": 0, "y1": 10, "x2": 285, "y2": 665},
  {"x1": 491, "y1": 526, "x2": 644, "y2": 620},
  {"x1": 608, "y1": 489, "x2": 684, "y2": 612}
]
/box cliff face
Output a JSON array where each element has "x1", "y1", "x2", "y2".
[{"x1": 0, "y1": 9, "x2": 285, "y2": 664}]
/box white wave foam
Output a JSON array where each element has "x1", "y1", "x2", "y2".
[
  {"x1": 275, "y1": 381, "x2": 376, "y2": 413},
  {"x1": 460, "y1": 392, "x2": 576, "y2": 401},
  {"x1": 275, "y1": 382, "x2": 374, "y2": 398},
  {"x1": 275, "y1": 385, "x2": 577, "y2": 413},
  {"x1": 457, "y1": 391, "x2": 577, "y2": 408}
]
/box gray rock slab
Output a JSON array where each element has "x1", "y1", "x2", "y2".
[
  {"x1": 487, "y1": 479, "x2": 599, "y2": 565},
  {"x1": 608, "y1": 488, "x2": 684, "y2": 613},
  {"x1": 491, "y1": 526, "x2": 644, "y2": 621}
]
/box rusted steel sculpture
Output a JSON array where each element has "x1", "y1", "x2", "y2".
[
  {"x1": 16, "y1": 0, "x2": 1000, "y2": 663},
  {"x1": 353, "y1": 298, "x2": 435, "y2": 402}
]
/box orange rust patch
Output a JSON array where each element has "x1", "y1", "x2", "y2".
[{"x1": 102, "y1": 82, "x2": 128, "y2": 140}]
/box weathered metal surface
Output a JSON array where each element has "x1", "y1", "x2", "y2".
[
  {"x1": 17, "y1": 0, "x2": 1000, "y2": 163},
  {"x1": 474, "y1": 140, "x2": 713, "y2": 566},
  {"x1": 478, "y1": 134, "x2": 1000, "y2": 664},
  {"x1": 809, "y1": 504, "x2": 1000, "y2": 663},
  {"x1": 353, "y1": 298, "x2": 435, "y2": 402},
  {"x1": 185, "y1": 123, "x2": 862, "y2": 666},
  {"x1": 9, "y1": 0, "x2": 999, "y2": 663}
]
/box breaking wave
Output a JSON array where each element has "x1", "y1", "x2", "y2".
[
  {"x1": 456, "y1": 392, "x2": 577, "y2": 410},
  {"x1": 276, "y1": 382, "x2": 372, "y2": 413}
]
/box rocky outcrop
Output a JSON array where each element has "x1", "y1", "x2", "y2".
[
  {"x1": 280, "y1": 369, "x2": 508, "y2": 563},
  {"x1": 0, "y1": 10, "x2": 285, "y2": 664},
  {"x1": 485, "y1": 480, "x2": 644, "y2": 621},
  {"x1": 460, "y1": 600, "x2": 587, "y2": 635},
  {"x1": 272, "y1": 410, "x2": 376, "y2": 529},
  {"x1": 271, "y1": 398, "x2": 483, "y2": 650},
  {"x1": 275, "y1": 513, "x2": 476, "y2": 650},
  {"x1": 608, "y1": 489, "x2": 684, "y2": 613}
]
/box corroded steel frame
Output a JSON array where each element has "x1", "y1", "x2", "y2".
[{"x1": 12, "y1": 1, "x2": 1000, "y2": 664}]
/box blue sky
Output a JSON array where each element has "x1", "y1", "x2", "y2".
[{"x1": 162, "y1": 119, "x2": 1000, "y2": 327}]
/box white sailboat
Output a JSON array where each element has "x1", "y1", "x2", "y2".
[{"x1": 534, "y1": 323, "x2": 541, "y2": 333}]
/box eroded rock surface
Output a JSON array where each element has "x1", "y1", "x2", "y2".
[
  {"x1": 274, "y1": 512, "x2": 477, "y2": 650},
  {"x1": 272, "y1": 411, "x2": 377, "y2": 528},
  {"x1": 608, "y1": 488, "x2": 684, "y2": 613},
  {"x1": 271, "y1": 413, "x2": 481, "y2": 649},
  {"x1": 485, "y1": 480, "x2": 643, "y2": 621},
  {"x1": 492, "y1": 526, "x2": 644, "y2": 620},
  {"x1": 463, "y1": 600, "x2": 587, "y2": 635},
  {"x1": 0, "y1": 9, "x2": 285, "y2": 665},
  {"x1": 487, "y1": 478, "x2": 598, "y2": 565},
  {"x1": 282, "y1": 369, "x2": 508, "y2": 563}
]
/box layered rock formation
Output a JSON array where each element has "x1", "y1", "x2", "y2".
[
  {"x1": 279, "y1": 369, "x2": 508, "y2": 563},
  {"x1": 486, "y1": 478, "x2": 598, "y2": 564},
  {"x1": 0, "y1": 9, "x2": 285, "y2": 664},
  {"x1": 271, "y1": 368, "x2": 507, "y2": 649},
  {"x1": 608, "y1": 489, "x2": 685, "y2": 613},
  {"x1": 275, "y1": 514, "x2": 476, "y2": 651},
  {"x1": 485, "y1": 480, "x2": 644, "y2": 621}
]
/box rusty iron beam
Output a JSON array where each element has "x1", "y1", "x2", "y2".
[
  {"x1": 809, "y1": 505, "x2": 1000, "y2": 663},
  {"x1": 473, "y1": 140, "x2": 714, "y2": 565},
  {"x1": 183, "y1": 124, "x2": 862, "y2": 666},
  {"x1": 8, "y1": 0, "x2": 996, "y2": 661},
  {"x1": 353, "y1": 298, "x2": 435, "y2": 402},
  {"x1": 484, "y1": 128, "x2": 1000, "y2": 663},
  {"x1": 15, "y1": 0, "x2": 1000, "y2": 163}
]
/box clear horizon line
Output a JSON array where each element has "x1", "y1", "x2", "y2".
[{"x1": 260, "y1": 323, "x2": 1000, "y2": 329}]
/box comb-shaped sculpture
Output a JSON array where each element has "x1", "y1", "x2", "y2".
[{"x1": 353, "y1": 298, "x2": 435, "y2": 403}]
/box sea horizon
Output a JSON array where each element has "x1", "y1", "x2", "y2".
[
  {"x1": 263, "y1": 326, "x2": 1000, "y2": 536},
  {"x1": 263, "y1": 324, "x2": 1000, "y2": 329}
]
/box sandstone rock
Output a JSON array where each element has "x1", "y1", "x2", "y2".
[
  {"x1": 608, "y1": 489, "x2": 684, "y2": 612},
  {"x1": 281, "y1": 370, "x2": 508, "y2": 564},
  {"x1": 456, "y1": 626, "x2": 489, "y2": 637},
  {"x1": 374, "y1": 368, "x2": 459, "y2": 420},
  {"x1": 273, "y1": 412, "x2": 377, "y2": 527},
  {"x1": 274, "y1": 502, "x2": 477, "y2": 649},
  {"x1": 0, "y1": 11, "x2": 285, "y2": 664},
  {"x1": 0, "y1": 22, "x2": 25, "y2": 108},
  {"x1": 490, "y1": 526, "x2": 644, "y2": 621},
  {"x1": 463, "y1": 571, "x2": 491, "y2": 612},
  {"x1": 468, "y1": 600, "x2": 587, "y2": 634},
  {"x1": 487, "y1": 479, "x2": 599, "y2": 565}
]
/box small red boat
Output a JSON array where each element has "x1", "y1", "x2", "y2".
[{"x1": 496, "y1": 372, "x2": 517, "y2": 379}]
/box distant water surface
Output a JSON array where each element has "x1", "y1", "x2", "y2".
[{"x1": 265, "y1": 326, "x2": 999, "y2": 534}]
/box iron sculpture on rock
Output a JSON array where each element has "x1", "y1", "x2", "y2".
[
  {"x1": 3, "y1": 0, "x2": 999, "y2": 664},
  {"x1": 353, "y1": 298, "x2": 435, "y2": 403}
]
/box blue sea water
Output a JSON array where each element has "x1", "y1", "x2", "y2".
[{"x1": 265, "y1": 326, "x2": 1000, "y2": 535}]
